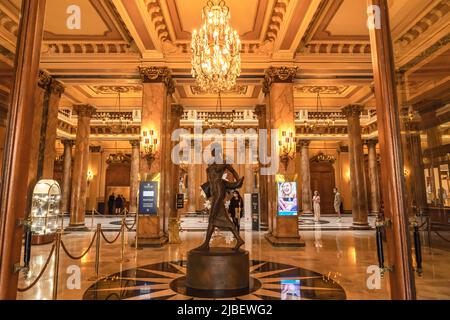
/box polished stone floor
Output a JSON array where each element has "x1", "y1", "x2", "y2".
[{"x1": 17, "y1": 227, "x2": 450, "y2": 300}]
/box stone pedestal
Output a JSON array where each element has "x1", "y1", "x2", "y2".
[
  {"x1": 186, "y1": 248, "x2": 250, "y2": 291},
  {"x1": 136, "y1": 215, "x2": 168, "y2": 247}
]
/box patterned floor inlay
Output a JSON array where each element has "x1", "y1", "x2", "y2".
[{"x1": 83, "y1": 260, "x2": 346, "y2": 300}]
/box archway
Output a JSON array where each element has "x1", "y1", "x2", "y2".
[{"x1": 310, "y1": 153, "x2": 336, "y2": 215}]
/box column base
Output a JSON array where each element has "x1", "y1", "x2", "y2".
[
  {"x1": 369, "y1": 211, "x2": 380, "y2": 216},
  {"x1": 259, "y1": 223, "x2": 269, "y2": 231},
  {"x1": 351, "y1": 223, "x2": 372, "y2": 230},
  {"x1": 134, "y1": 235, "x2": 168, "y2": 248},
  {"x1": 301, "y1": 211, "x2": 313, "y2": 217},
  {"x1": 265, "y1": 233, "x2": 305, "y2": 247},
  {"x1": 65, "y1": 224, "x2": 90, "y2": 232}
]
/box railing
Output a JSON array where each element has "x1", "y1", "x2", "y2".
[{"x1": 17, "y1": 211, "x2": 137, "y2": 300}]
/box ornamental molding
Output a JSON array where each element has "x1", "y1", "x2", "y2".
[
  {"x1": 139, "y1": 66, "x2": 175, "y2": 95},
  {"x1": 263, "y1": 66, "x2": 298, "y2": 94},
  {"x1": 190, "y1": 85, "x2": 248, "y2": 96},
  {"x1": 171, "y1": 104, "x2": 184, "y2": 118},
  {"x1": 38, "y1": 70, "x2": 52, "y2": 90},
  {"x1": 41, "y1": 42, "x2": 138, "y2": 55}
]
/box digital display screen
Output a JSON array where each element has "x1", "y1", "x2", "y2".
[
  {"x1": 139, "y1": 181, "x2": 158, "y2": 215},
  {"x1": 281, "y1": 280, "x2": 301, "y2": 300},
  {"x1": 277, "y1": 182, "x2": 298, "y2": 216}
]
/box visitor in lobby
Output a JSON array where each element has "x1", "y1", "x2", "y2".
[
  {"x1": 229, "y1": 190, "x2": 244, "y2": 232},
  {"x1": 333, "y1": 187, "x2": 342, "y2": 222},
  {"x1": 108, "y1": 193, "x2": 115, "y2": 215},
  {"x1": 313, "y1": 191, "x2": 321, "y2": 223}
]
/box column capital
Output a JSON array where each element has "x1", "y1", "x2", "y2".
[
  {"x1": 62, "y1": 139, "x2": 75, "y2": 147},
  {"x1": 363, "y1": 139, "x2": 378, "y2": 147},
  {"x1": 89, "y1": 145, "x2": 102, "y2": 153},
  {"x1": 171, "y1": 104, "x2": 184, "y2": 118},
  {"x1": 139, "y1": 66, "x2": 175, "y2": 95},
  {"x1": 254, "y1": 104, "x2": 267, "y2": 118},
  {"x1": 297, "y1": 140, "x2": 310, "y2": 148},
  {"x1": 263, "y1": 66, "x2": 298, "y2": 95},
  {"x1": 50, "y1": 79, "x2": 65, "y2": 97},
  {"x1": 38, "y1": 70, "x2": 52, "y2": 89},
  {"x1": 341, "y1": 104, "x2": 364, "y2": 118},
  {"x1": 73, "y1": 104, "x2": 96, "y2": 117},
  {"x1": 130, "y1": 140, "x2": 140, "y2": 148}
]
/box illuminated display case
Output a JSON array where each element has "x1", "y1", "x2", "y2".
[{"x1": 30, "y1": 180, "x2": 62, "y2": 245}]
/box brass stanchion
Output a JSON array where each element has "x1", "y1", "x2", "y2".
[
  {"x1": 52, "y1": 232, "x2": 62, "y2": 300},
  {"x1": 88, "y1": 224, "x2": 102, "y2": 281},
  {"x1": 117, "y1": 219, "x2": 129, "y2": 263},
  {"x1": 91, "y1": 208, "x2": 95, "y2": 231}
]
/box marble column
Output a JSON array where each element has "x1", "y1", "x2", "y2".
[
  {"x1": 61, "y1": 140, "x2": 74, "y2": 215},
  {"x1": 0, "y1": 0, "x2": 47, "y2": 300},
  {"x1": 342, "y1": 104, "x2": 369, "y2": 229},
  {"x1": 168, "y1": 104, "x2": 184, "y2": 244},
  {"x1": 137, "y1": 67, "x2": 175, "y2": 246},
  {"x1": 366, "y1": 140, "x2": 381, "y2": 215},
  {"x1": 40, "y1": 79, "x2": 65, "y2": 179},
  {"x1": 368, "y1": 0, "x2": 416, "y2": 299},
  {"x1": 254, "y1": 104, "x2": 269, "y2": 229},
  {"x1": 67, "y1": 104, "x2": 96, "y2": 230},
  {"x1": 129, "y1": 140, "x2": 140, "y2": 214},
  {"x1": 187, "y1": 144, "x2": 197, "y2": 214},
  {"x1": 263, "y1": 66, "x2": 303, "y2": 246},
  {"x1": 244, "y1": 141, "x2": 254, "y2": 194},
  {"x1": 299, "y1": 141, "x2": 313, "y2": 215}
]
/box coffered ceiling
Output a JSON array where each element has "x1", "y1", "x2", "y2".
[{"x1": 0, "y1": 0, "x2": 448, "y2": 111}]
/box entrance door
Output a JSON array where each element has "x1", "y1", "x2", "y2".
[{"x1": 310, "y1": 160, "x2": 336, "y2": 215}]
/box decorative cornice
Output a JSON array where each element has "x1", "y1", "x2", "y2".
[
  {"x1": 139, "y1": 67, "x2": 175, "y2": 95},
  {"x1": 341, "y1": 104, "x2": 364, "y2": 118},
  {"x1": 41, "y1": 43, "x2": 138, "y2": 55},
  {"x1": 265, "y1": 0, "x2": 292, "y2": 42},
  {"x1": 263, "y1": 66, "x2": 298, "y2": 94},
  {"x1": 72, "y1": 104, "x2": 97, "y2": 118}
]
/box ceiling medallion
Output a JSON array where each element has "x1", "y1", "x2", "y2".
[{"x1": 191, "y1": 0, "x2": 241, "y2": 93}]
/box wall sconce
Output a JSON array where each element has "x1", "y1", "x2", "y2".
[
  {"x1": 87, "y1": 170, "x2": 94, "y2": 185},
  {"x1": 404, "y1": 168, "x2": 410, "y2": 177},
  {"x1": 279, "y1": 130, "x2": 296, "y2": 171},
  {"x1": 141, "y1": 129, "x2": 158, "y2": 169}
]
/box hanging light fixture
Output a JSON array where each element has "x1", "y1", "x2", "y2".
[
  {"x1": 102, "y1": 90, "x2": 131, "y2": 135},
  {"x1": 191, "y1": 0, "x2": 241, "y2": 93}
]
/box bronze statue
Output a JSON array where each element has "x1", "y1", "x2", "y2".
[{"x1": 196, "y1": 147, "x2": 244, "y2": 251}]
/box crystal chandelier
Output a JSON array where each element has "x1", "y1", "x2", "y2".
[{"x1": 191, "y1": 0, "x2": 241, "y2": 93}]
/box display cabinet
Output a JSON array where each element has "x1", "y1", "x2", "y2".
[{"x1": 30, "y1": 180, "x2": 62, "y2": 245}]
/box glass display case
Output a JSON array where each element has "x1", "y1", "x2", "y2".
[{"x1": 30, "y1": 180, "x2": 62, "y2": 245}]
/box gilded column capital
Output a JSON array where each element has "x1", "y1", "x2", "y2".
[
  {"x1": 50, "y1": 80, "x2": 65, "y2": 97},
  {"x1": 130, "y1": 140, "x2": 140, "y2": 148},
  {"x1": 72, "y1": 104, "x2": 96, "y2": 117},
  {"x1": 254, "y1": 104, "x2": 266, "y2": 118},
  {"x1": 38, "y1": 70, "x2": 52, "y2": 89},
  {"x1": 341, "y1": 104, "x2": 364, "y2": 118},
  {"x1": 297, "y1": 140, "x2": 310, "y2": 148},
  {"x1": 89, "y1": 145, "x2": 102, "y2": 153},
  {"x1": 139, "y1": 66, "x2": 175, "y2": 95},
  {"x1": 363, "y1": 139, "x2": 378, "y2": 147},
  {"x1": 263, "y1": 66, "x2": 298, "y2": 95},
  {"x1": 171, "y1": 104, "x2": 184, "y2": 119}
]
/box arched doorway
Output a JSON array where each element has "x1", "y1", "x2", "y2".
[
  {"x1": 310, "y1": 153, "x2": 336, "y2": 215},
  {"x1": 105, "y1": 158, "x2": 131, "y2": 214}
]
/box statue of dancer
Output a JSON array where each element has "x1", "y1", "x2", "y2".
[{"x1": 196, "y1": 146, "x2": 244, "y2": 251}]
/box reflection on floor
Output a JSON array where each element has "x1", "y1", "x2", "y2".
[
  {"x1": 83, "y1": 260, "x2": 346, "y2": 300},
  {"x1": 17, "y1": 228, "x2": 450, "y2": 300}
]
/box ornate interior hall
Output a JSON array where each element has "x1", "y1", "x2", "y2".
[{"x1": 0, "y1": 0, "x2": 449, "y2": 301}]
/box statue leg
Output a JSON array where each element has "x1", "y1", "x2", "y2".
[
  {"x1": 195, "y1": 223, "x2": 215, "y2": 251},
  {"x1": 230, "y1": 226, "x2": 244, "y2": 251}
]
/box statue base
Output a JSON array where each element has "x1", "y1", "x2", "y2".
[{"x1": 186, "y1": 247, "x2": 250, "y2": 291}]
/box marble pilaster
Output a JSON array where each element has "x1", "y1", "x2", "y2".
[
  {"x1": 129, "y1": 140, "x2": 140, "y2": 214},
  {"x1": 342, "y1": 104, "x2": 369, "y2": 229},
  {"x1": 61, "y1": 140, "x2": 74, "y2": 215},
  {"x1": 67, "y1": 105, "x2": 96, "y2": 230},
  {"x1": 299, "y1": 140, "x2": 313, "y2": 215},
  {"x1": 365, "y1": 140, "x2": 381, "y2": 215}
]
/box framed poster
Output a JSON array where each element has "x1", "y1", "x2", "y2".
[
  {"x1": 277, "y1": 182, "x2": 298, "y2": 216},
  {"x1": 251, "y1": 193, "x2": 260, "y2": 231},
  {"x1": 176, "y1": 194, "x2": 185, "y2": 209},
  {"x1": 139, "y1": 181, "x2": 158, "y2": 215}
]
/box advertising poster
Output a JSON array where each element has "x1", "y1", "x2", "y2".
[
  {"x1": 139, "y1": 181, "x2": 158, "y2": 215},
  {"x1": 277, "y1": 182, "x2": 298, "y2": 216}
]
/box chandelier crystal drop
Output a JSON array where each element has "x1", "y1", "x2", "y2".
[{"x1": 191, "y1": 0, "x2": 241, "y2": 93}]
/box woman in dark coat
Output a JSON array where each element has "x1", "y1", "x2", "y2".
[{"x1": 229, "y1": 190, "x2": 244, "y2": 232}]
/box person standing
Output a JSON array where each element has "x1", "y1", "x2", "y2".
[
  {"x1": 115, "y1": 195, "x2": 123, "y2": 215},
  {"x1": 333, "y1": 187, "x2": 342, "y2": 222},
  {"x1": 229, "y1": 190, "x2": 244, "y2": 232},
  {"x1": 313, "y1": 191, "x2": 321, "y2": 223},
  {"x1": 108, "y1": 193, "x2": 115, "y2": 215}
]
